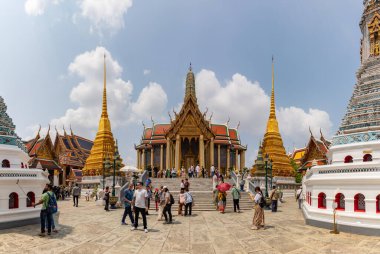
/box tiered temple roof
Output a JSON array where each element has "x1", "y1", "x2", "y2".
[
  {"x1": 0, "y1": 96, "x2": 27, "y2": 152},
  {"x1": 54, "y1": 127, "x2": 93, "y2": 168},
  {"x1": 137, "y1": 122, "x2": 245, "y2": 150}
]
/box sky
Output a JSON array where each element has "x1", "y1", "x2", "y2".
[{"x1": 0, "y1": 0, "x2": 363, "y2": 167}]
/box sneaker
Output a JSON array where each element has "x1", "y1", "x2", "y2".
[
  {"x1": 121, "y1": 222, "x2": 127, "y2": 225},
  {"x1": 130, "y1": 227, "x2": 136, "y2": 231},
  {"x1": 47, "y1": 232, "x2": 51, "y2": 235},
  {"x1": 144, "y1": 229, "x2": 148, "y2": 233},
  {"x1": 38, "y1": 233, "x2": 46, "y2": 237},
  {"x1": 53, "y1": 229, "x2": 58, "y2": 233}
]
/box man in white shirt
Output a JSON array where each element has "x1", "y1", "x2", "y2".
[
  {"x1": 184, "y1": 189, "x2": 193, "y2": 216},
  {"x1": 131, "y1": 182, "x2": 148, "y2": 233},
  {"x1": 195, "y1": 164, "x2": 200, "y2": 178}
]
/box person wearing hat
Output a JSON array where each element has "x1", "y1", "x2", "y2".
[{"x1": 269, "y1": 185, "x2": 280, "y2": 212}]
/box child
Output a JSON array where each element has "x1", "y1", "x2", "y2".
[{"x1": 154, "y1": 188, "x2": 160, "y2": 212}]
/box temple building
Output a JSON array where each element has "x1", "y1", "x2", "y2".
[
  {"x1": 24, "y1": 126, "x2": 61, "y2": 185},
  {"x1": 261, "y1": 60, "x2": 294, "y2": 177},
  {"x1": 82, "y1": 55, "x2": 116, "y2": 176},
  {"x1": 135, "y1": 65, "x2": 247, "y2": 176},
  {"x1": 297, "y1": 130, "x2": 330, "y2": 173},
  {"x1": 289, "y1": 148, "x2": 306, "y2": 167},
  {"x1": 24, "y1": 126, "x2": 93, "y2": 185},
  {"x1": 54, "y1": 127, "x2": 93, "y2": 183},
  {"x1": 303, "y1": 0, "x2": 380, "y2": 234},
  {"x1": 0, "y1": 96, "x2": 48, "y2": 229}
]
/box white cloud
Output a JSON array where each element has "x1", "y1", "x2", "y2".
[
  {"x1": 42, "y1": 47, "x2": 167, "y2": 140},
  {"x1": 130, "y1": 82, "x2": 168, "y2": 123},
  {"x1": 143, "y1": 69, "x2": 151, "y2": 75},
  {"x1": 277, "y1": 107, "x2": 333, "y2": 148},
  {"x1": 195, "y1": 69, "x2": 333, "y2": 153},
  {"x1": 196, "y1": 69, "x2": 269, "y2": 134},
  {"x1": 24, "y1": 0, "x2": 61, "y2": 16},
  {"x1": 50, "y1": 47, "x2": 132, "y2": 139},
  {"x1": 79, "y1": 0, "x2": 133, "y2": 34}
]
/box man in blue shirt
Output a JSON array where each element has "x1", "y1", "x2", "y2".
[{"x1": 121, "y1": 183, "x2": 135, "y2": 226}]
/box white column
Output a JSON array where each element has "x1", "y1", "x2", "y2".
[{"x1": 142, "y1": 150, "x2": 146, "y2": 171}]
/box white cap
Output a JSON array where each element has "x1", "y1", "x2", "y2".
[{"x1": 163, "y1": 186, "x2": 167, "y2": 189}]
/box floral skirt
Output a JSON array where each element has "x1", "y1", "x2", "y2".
[{"x1": 253, "y1": 204, "x2": 265, "y2": 227}]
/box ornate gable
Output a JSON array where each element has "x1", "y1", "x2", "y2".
[{"x1": 166, "y1": 96, "x2": 214, "y2": 139}]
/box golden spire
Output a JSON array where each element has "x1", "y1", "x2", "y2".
[
  {"x1": 82, "y1": 53, "x2": 115, "y2": 176},
  {"x1": 102, "y1": 54, "x2": 108, "y2": 118},
  {"x1": 185, "y1": 63, "x2": 196, "y2": 101},
  {"x1": 270, "y1": 56, "x2": 276, "y2": 119},
  {"x1": 261, "y1": 57, "x2": 293, "y2": 177}
]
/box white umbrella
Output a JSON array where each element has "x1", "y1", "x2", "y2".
[{"x1": 120, "y1": 165, "x2": 140, "y2": 173}]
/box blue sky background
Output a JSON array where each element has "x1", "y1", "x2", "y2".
[{"x1": 0, "y1": 0, "x2": 363, "y2": 166}]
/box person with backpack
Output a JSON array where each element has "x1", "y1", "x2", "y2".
[
  {"x1": 252, "y1": 186, "x2": 265, "y2": 230},
  {"x1": 42, "y1": 187, "x2": 59, "y2": 233},
  {"x1": 33, "y1": 184, "x2": 56, "y2": 237},
  {"x1": 269, "y1": 186, "x2": 280, "y2": 212},
  {"x1": 231, "y1": 184, "x2": 241, "y2": 213},
  {"x1": 163, "y1": 186, "x2": 173, "y2": 224}
]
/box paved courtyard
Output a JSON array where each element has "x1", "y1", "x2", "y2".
[{"x1": 1, "y1": 197, "x2": 380, "y2": 254}]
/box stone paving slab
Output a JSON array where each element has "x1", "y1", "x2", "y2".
[{"x1": 0, "y1": 197, "x2": 379, "y2": 254}]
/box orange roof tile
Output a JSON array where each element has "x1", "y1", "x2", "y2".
[
  {"x1": 153, "y1": 124, "x2": 170, "y2": 136},
  {"x1": 211, "y1": 124, "x2": 228, "y2": 136}
]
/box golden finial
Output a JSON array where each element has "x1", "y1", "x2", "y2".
[
  {"x1": 269, "y1": 56, "x2": 276, "y2": 119},
  {"x1": 101, "y1": 53, "x2": 108, "y2": 118}
]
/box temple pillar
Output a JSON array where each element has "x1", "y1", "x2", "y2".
[
  {"x1": 160, "y1": 144, "x2": 164, "y2": 176},
  {"x1": 166, "y1": 138, "x2": 171, "y2": 170},
  {"x1": 136, "y1": 150, "x2": 140, "y2": 168},
  {"x1": 218, "y1": 145, "x2": 221, "y2": 170},
  {"x1": 175, "y1": 135, "x2": 181, "y2": 171},
  {"x1": 150, "y1": 148, "x2": 154, "y2": 168},
  {"x1": 240, "y1": 150, "x2": 246, "y2": 170},
  {"x1": 235, "y1": 149, "x2": 239, "y2": 172},
  {"x1": 199, "y1": 135, "x2": 205, "y2": 176},
  {"x1": 227, "y1": 147, "x2": 230, "y2": 176},
  {"x1": 210, "y1": 138, "x2": 214, "y2": 176},
  {"x1": 142, "y1": 149, "x2": 146, "y2": 171}
]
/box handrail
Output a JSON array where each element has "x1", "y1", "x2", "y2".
[
  {"x1": 230, "y1": 171, "x2": 238, "y2": 186},
  {"x1": 140, "y1": 170, "x2": 148, "y2": 185}
]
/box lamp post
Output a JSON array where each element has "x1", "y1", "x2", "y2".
[
  {"x1": 103, "y1": 156, "x2": 111, "y2": 190},
  {"x1": 269, "y1": 159, "x2": 273, "y2": 189},
  {"x1": 264, "y1": 153, "x2": 269, "y2": 198},
  {"x1": 110, "y1": 140, "x2": 122, "y2": 209}
]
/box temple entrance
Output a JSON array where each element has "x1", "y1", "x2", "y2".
[{"x1": 181, "y1": 137, "x2": 199, "y2": 171}]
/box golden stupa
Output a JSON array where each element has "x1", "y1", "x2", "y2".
[
  {"x1": 82, "y1": 55, "x2": 115, "y2": 176},
  {"x1": 261, "y1": 59, "x2": 294, "y2": 177}
]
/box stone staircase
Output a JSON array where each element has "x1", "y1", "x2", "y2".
[{"x1": 149, "y1": 178, "x2": 254, "y2": 211}]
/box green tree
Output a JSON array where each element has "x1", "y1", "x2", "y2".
[{"x1": 290, "y1": 158, "x2": 302, "y2": 183}]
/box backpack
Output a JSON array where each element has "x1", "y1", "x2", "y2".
[
  {"x1": 259, "y1": 194, "x2": 266, "y2": 208},
  {"x1": 169, "y1": 193, "x2": 175, "y2": 205},
  {"x1": 47, "y1": 192, "x2": 57, "y2": 214}
]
